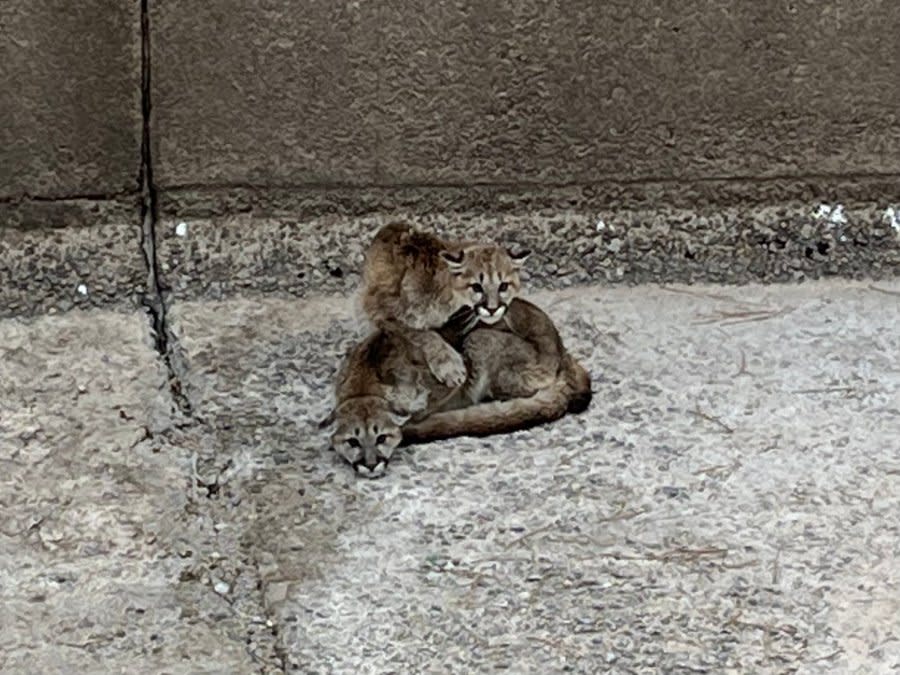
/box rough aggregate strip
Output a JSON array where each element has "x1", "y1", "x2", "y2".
[
  {"x1": 156, "y1": 206, "x2": 900, "y2": 303},
  {"x1": 0, "y1": 222, "x2": 147, "y2": 318},
  {"x1": 0, "y1": 310, "x2": 278, "y2": 673},
  {"x1": 168, "y1": 280, "x2": 900, "y2": 673}
]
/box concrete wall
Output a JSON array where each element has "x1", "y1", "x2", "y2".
[
  {"x1": 1, "y1": 1, "x2": 899, "y2": 314},
  {"x1": 151, "y1": 0, "x2": 900, "y2": 194},
  {"x1": 3, "y1": 0, "x2": 900, "y2": 209},
  {"x1": 0, "y1": 0, "x2": 142, "y2": 204}
]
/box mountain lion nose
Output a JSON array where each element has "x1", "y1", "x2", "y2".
[{"x1": 363, "y1": 447, "x2": 381, "y2": 469}]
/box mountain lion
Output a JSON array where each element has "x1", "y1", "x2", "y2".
[
  {"x1": 323, "y1": 298, "x2": 591, "y2": 477},
  {"x1": 359, "y1": 223, "x2": 530, "y2": 389}
]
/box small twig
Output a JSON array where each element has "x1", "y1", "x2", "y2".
[
  {"x1": 659, "y1": 286, "x2": 764, "y2": 306},
  {"x1": 689, "y1": 405, "x2": 735, "y2": 434},
  {"x1": 868, "y1": 284, "x2": 900, "y2": 297},
  {"x1": 504, "y1": 523, "x2": 556, "y2": 549},
  {"x1": 718, "y1": 559, "x2": 759, "y2": 570},
  {"x1": 809, "y1": 648, "x2": 844, "y2": 663},
  {"x1": 692, "y1": 308, "x2": 785, "y2": 326},
  {"x1": 792, "y1": 386, "x2": 856, "y2": 395},
  {"x1": 586, "y1": 546, "x2": 728, "y2": 565},
  {"x1": 731, "y1": 349, "x2": 753, "y2": 378},
  {"x1": 597, "y1": 507, "x2": 647, "y2": 523},
  {"x1": 543, "y1": 534, "x2": 614, "y2": 548},
  {"x1": 693, "y1": 462, "x2": 735, "y2": 477},
  {"x1": 771, "y1": 547, "x2": 782, "y2": 585},
  {"x1": 468, "y1": 555, "x2": 533, "y2": 566},
  {"x1": 719, "y1": 309, "x2": 791, "y2": 326}
]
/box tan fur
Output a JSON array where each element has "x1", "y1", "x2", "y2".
[
  {"x1": 322, "y1": 325, "x2": 461, "y2": 477},
  {"x1": 359, "y1": 223, "x2": 529, "y2": 388},
  {"x1": 402, "y1": 298, "x2": 591, "y2": 444},
  {"x1": 324, "y1": 298, "x2": 591, "y2": 475}
]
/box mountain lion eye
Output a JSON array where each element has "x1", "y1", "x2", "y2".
[
  {"x1": 347, "y1": 438, "x2": 361, "y2": 448},
  {"x1": 470, "y1": 283, "x2": 484, "y2": 294},
  {"x1": 376, "y1": 434, "x2": 387, "y2": 445},
  {"x1": 498, "y1": 282, "x2": 509, "y2": 292}
]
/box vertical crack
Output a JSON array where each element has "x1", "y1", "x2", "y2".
[
  {"x1": 373, "y1": 1, "x2": 384, "y2": 184},
  {"x1": 138, "y1": 0, "x2": 193, "y2": 416}
]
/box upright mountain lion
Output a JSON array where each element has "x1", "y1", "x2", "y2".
[{"x1": 359, "y1": 223, "x2": 530, "y2": 388}]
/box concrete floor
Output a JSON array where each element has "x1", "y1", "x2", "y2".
[{"x1": 2, "y1": 280, "x2": 898, "y2": 673}]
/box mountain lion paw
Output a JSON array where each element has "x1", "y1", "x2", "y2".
[{"x1": 427, "y1": 346, "x2": 467, "y2": 388}]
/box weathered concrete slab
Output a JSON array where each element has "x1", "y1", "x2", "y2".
[
  {"x1": 151, "y1": 0, "x2": 900, "y2": 193},
  {"x1": 150, "y1": 0, "x2": 380, "y2": 189},
  {"x1": 0, "y1": 310, "x2": 277, "y2": 672},
  {"x1": 168, "y1": 280, "x2": 900, "y2": 672},
  {"x1": 377, "y1": 0, "x2": 900, "y2": 184},
  {"x1": 0, "y1": 0, "x2": 142, "y2": 201},
  {"x1": 0, "y1": 220, "x2": 148, "y2": 318},
  {"x1": 155, "y1": 205, "x2": 900, "y2": 303}
]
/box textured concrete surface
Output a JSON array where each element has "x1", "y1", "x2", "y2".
[
  {"x1": 165, "y1": 281, "x2": 900, "y2": 672},
  {"x1": 0, "y1": 310, "x2": 278, "y2": 672},
  {"x1": 2, "y1": 282, "x2": 898, "y2": 671},
  {"x1": 0, "y1": 220, "x2": 148, "y2": 318},
  {"x1": 151, "y1": 0, "x2": 900, "y2": 191},
  {"x1": 5, "y1": 198, "x2": 897, "y2": 320},
  {"x1": 150, "y1": 0, "x2": 380, "y2": 189},
  {"x1": 376, "y1": 1, "x2": 900, "y2": 184},
  {"x1": 0, "y1": 0, "x2": 142, "y2": 201},
  {"x1": 156, "y1": 205, "x2": 900, "y2": 303},
  {"x1": 5, "y1": 0, "x2": 900, "y2": 234}
]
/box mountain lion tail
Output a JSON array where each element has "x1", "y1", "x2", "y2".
[
  {"x1": 402, "y1": 386, "x2": 570, "y2": 445},
  {"x1": 562, "y1": 353, "x2": 592, "y2": 414}
]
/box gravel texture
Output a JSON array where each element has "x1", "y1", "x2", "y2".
[
  {"x1": 157, "y1": 204, "x2": 900, "y2": 304},
  {"x1": 0, "y1": 218, "x2": 148, "y2": 319},
  {"x1": 4, "y1": 197, "x2": 898, "y2": 317}
]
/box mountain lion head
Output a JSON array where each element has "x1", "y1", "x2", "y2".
[
  {"x1": 322, "y1": 397, "x2": 409, "y2": 478},
  {"x1": 439, "y1": 245, "x2": 530, "y2": 325}
]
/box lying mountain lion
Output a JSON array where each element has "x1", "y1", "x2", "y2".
[{"x1": 322, "y1": 298, "x2": 591, "y2": 477}]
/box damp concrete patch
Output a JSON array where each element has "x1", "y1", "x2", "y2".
[
  {"x1": 0, "y1": 309, "x2": 278, "y2": 672},
  {"x1": 157, "y1": 204, "x2": 900, "y2": 304},
  {"x1": 166, "y1": 280, "x2": 900, "y2": 672}
]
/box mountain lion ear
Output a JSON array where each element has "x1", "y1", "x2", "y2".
[
  {"x1": 508, "y1": 249, "x2": 531, "y2": 268},
  {"x1": 439, "y1": 250, "x2": 466, "y2": 269},
  {"x1": 388, "y1": 405, "x2": 412, "y2": 427},
  {"x1": 318, "y1": 408, "x2": 336, "y2": 430}
]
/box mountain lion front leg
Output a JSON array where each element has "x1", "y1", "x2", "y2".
[{"x1": 381, "y1": 319, "x2": 467, "y2": 388}]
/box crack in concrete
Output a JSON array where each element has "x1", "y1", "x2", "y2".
[
  {"x1": 137, "y1": 0, "x2": 193, "y2": 418},
  {"x1": 135, "y1": 15, "x2": 287, "y2": 671},
  {"x1": 0, "y1": 190, "x2": 138, "y2": 205}
]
